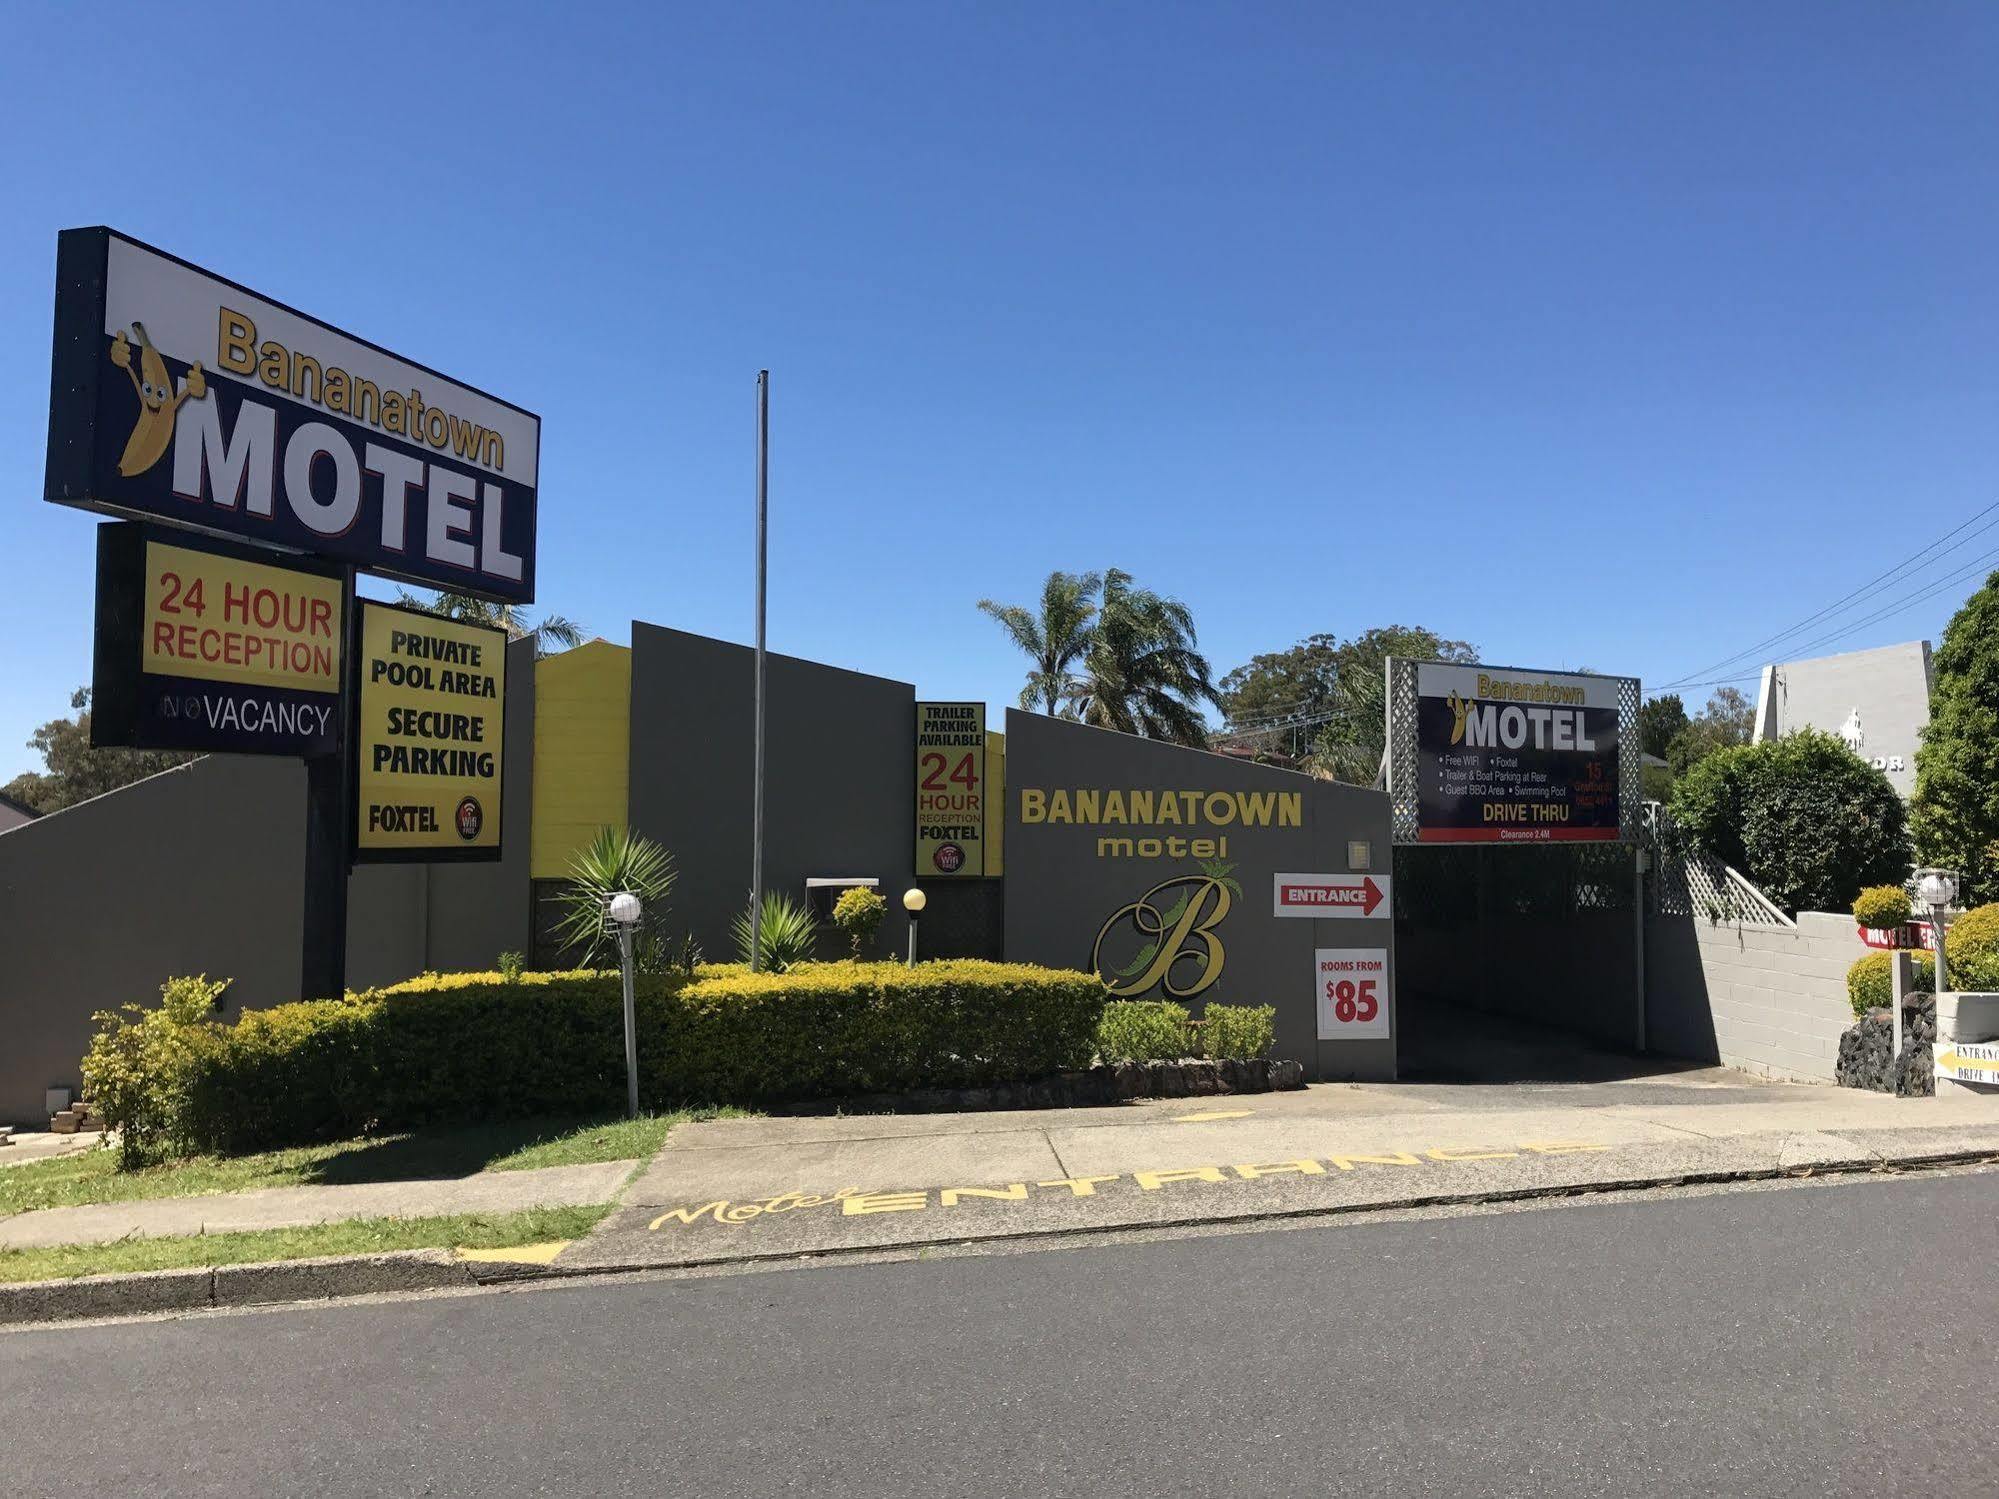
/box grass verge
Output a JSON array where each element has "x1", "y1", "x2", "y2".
[
  {"x1": 0, "y1": 1109, "x2": 750, "y2": 1217},
  {"x1": 0, "y1": 1203, "x2": 611, "y2": 1284}
]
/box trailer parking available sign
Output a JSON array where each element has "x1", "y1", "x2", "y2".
[
  {"x1": 92, "y1": 523, "x2": 344, "y2": 756},
  {"x1": 46, "y1": 228, "x2": 538, "y2": 604},
  {"x1": 916, "y1": 702, "x2": 986, "y2": 876},
  {"x1": 354, "y1": 601, "x2": 505, "y2": 861},
  {"x1": 1414, "y1": 664, "x2": 1622, "y2": 843}
]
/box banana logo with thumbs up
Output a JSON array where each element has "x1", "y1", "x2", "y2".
[{"x1": 109, "y1": 321, "x2": 207, "y2": 477}]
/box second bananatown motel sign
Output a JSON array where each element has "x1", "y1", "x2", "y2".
[
  {"x1": 1385, "y1": 660, "x2": 1640, "y2": 846},
  {"x1": 43, "y1": 227, "x2": 537, "y2": 988}
]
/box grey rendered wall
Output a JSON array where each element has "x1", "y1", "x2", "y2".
[
  {"x1": 1753, "y1": 640, "x2": 1932, "y2": 797},
  {"x1": 1643, "y1": 911, "x2": 1859, "y2": 1083},
  {"x1": 1001, "y1": 710, "x2": 1395, "y2": 1082},
  {"x1": 0, "y1": 634, "x2": 536, "y2": 1124},
  {"x1": 626, "y1": 624, "x2": 916, "y2": 964}
]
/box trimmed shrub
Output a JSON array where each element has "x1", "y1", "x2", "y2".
[
  {"x1": 1944, "y1": 902, "x2": 1999, "y2": 991},
  {"x1": 831, "y1": 887, "x2": 888, "y2": 960},
  {"x1": 1200, "y1": 1003, "x2": 1276, "y2": 1060},
  {"x1": 1097, "y1": 1000, "x2": 1192, "y2": 1062},
  {"x1": 1846, "y1": 949, "x2": 1935, "y2": 1017},
  {"x1": 1669, "y1": 729, "x2": 1911, "y2": 913},
  {"x1": 1851, "y1": 886, "x2": 1913, "y2": 932},
  {"x1": 81, "y1": 975, "x2": 228, "y2": 1167},
  {"x1": 143, "y1": 961, "x2": 1106, "y2": 1156}
]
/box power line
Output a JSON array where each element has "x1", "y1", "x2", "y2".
[{"x1": 1656, "y1": 497, "x2": 1999, "y2": 692}]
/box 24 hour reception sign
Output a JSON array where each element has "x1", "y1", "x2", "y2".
[
  {"x1": 354, "y1": 601, "x2": 505, "y2": 861},
  {"x1": 1414, "y1": 663, "x2": 1621, "y2": 843},
  {"x1": 92, "y1": 523, "x2": 344, "y2": 756},
  {"x1": 45, "y1": 228, "x2": 538, "y2": 604}
]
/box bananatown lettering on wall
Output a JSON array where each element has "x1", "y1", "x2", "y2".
[
  {"x1": 91, "y1": 522, "x2": 345, "y2": 756},
  {"x1": 46, "y1": 228, "x2": 539, "y2": 605},
  {"x1": 353, "y1": 599, "x2": 506, "y2": 862}
]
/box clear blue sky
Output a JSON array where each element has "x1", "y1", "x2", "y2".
[{"x1": 4, "y1": 1, "x2": 1995, "y2": 778}]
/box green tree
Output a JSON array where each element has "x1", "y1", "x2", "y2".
[
  {"x1": 1218, "y1": 634, "x2": 1343, "y2": 728},
  {"x1": 1306, "y1": 626, "x2": 1477, "y2": 784},
  {"x1": 1666, "y1": 685, "x2": 1756, "y2": 776},
  {"x1": 1639, "y1": 693, "x2": 1688, "y2": 759},
  {"x1": 1912, "y1": 569, "x2": 1999, "y2": 902},
  {"x1": 976, "y1": 571, "x2": 1101, "y2": 715},
  {"x1": 1064, "y1": 569, "x2": 1219, "y2": 746},
  {"x1": 0, "y1": 689, "x2": 196, "y2": 814},
  {"x1": 396, "y1": 590, "x2": 584, "y2": 658},
  {"x1": 1668, "y1": 727, "x2": 1910, "y2": 914}
]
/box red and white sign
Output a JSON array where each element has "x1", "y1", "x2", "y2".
[
  {"x1": 1857, "y1": 921, "x2": 1936, "y2": 952},
  {"x1": 1273, "y1": 872, "x2": 1392, "y2": 919},
  {"x1": 1316, "y1": 948, "x2": 1389, "y2": 1040}
]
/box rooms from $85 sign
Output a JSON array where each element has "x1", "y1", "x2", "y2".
[{"x1": 354, "y1": 601, "x2": 505, "y2": 859}]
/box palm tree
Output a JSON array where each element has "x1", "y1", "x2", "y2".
[
  {"x1": 976, "y1": 571, "x2": 1101, "y2": 714},
  {"x1": 1065, "y1": 569, "x2": 1218, "y2": 746},
  {"x1": 396, "y1": 590, "x2": 585, "y2": 658}
]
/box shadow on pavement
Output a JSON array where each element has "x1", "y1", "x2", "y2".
[{"x1": 1396, "y1": 992, "x2": 1712, "y2": 1085}]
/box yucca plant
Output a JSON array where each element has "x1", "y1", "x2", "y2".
[
  {"x1": 732, "y1": 891, "x2": 820, "y2": 972},
  {"x1": 552, "y1": 826, "x2": 677, "y2": 969}
]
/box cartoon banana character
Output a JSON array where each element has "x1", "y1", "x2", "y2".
[
  {"x1": 1447, "y1": 690, "x2": 1472, "y2": 745},
  {"x1": 110, "y1": 321, "x2": 206, "y2": 477}
]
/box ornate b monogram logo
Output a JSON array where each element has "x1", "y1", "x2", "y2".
[{"x1": 1091, "y1": 862, "x2": 1240, "y2": 999}]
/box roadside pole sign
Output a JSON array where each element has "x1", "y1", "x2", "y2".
[
  {"x1": 1273, "y1": 872, "x2": 1392, "y2": 919},
  {"x1": 1316, "y1": 948, "x2": 1390, "y2": 1040},
  {"x1": 353, "y1": 599, "x2": 506, "y2": 863},
  {"x1": 1935, "y1": 1042, "x2": 1999, "y2": 1087},
  {"x1": 1400, "y1": 662, "x2": 1631, "y2": 845},
  {"x1": 43, "y1": 228, "x2": 541, "y2": 997},
  {"x1": 916, "y1": 701, "x2": 986, "y2": 877},
  {"x1": 92, "y1": 522, "x2": 344, "y2": 756},
  {"x1": 46, "y1": 228, "x2": 539, "y2": 603}
]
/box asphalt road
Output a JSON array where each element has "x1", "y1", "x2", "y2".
[{"x1": 6, "y1": 1173, "x2": 1995, "y2": 1497}]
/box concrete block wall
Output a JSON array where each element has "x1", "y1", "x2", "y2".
[{"x1": 1683, "y1": 912, "x2": 1860, "y2": 1083}]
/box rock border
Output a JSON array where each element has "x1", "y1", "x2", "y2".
[{"x1": 777, "y1": 1057, "x2": 1306, "y2": 1117}]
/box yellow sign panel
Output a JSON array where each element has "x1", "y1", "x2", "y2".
[
  {"x1": 141, "y1": 539, "x2": 343, "y2": 693},
  {"x1": 355, "y1": 602, "x2": 506, "y2": 859},
  {"x1": 916, "y1": 702, "x2": 986, "y2": 877}
]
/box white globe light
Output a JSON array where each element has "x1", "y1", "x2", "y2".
[
  {"x1": 903, "y1": 888, "x2": 927, "y2": 913},
  {"x1": 608, "y1": 892, "x2": 642, "y2": 926},
  {"x1": 1914, "y1": 869, "x2": 1958, "y2": 910}
]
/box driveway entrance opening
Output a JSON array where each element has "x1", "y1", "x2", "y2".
[{"x1": 1393, "y1": 843, "x2": 1653, "y2": 1083}]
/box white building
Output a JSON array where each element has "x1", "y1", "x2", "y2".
[{"x1": 1752, "y1": 640, "x2": 1933, "y2": 797}]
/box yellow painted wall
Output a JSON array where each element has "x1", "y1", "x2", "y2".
[
  {"x1": 984, "y1": 730, "x2": 1005, "y2": 877},
  {"x1": 531, "y1": 641, "x2": 632, "y2": 879}
]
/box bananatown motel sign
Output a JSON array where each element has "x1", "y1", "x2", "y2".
[{"x1": 44, "y1": 228, "x2": 535, "y2": 986}]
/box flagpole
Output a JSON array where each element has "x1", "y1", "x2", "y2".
[{"x1": 750, "y1": 371, "x2": 769, "y2": 971}]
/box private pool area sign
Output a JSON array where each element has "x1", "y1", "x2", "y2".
[{"x1": 45, "y1": 228, "x2": 539, "y2": 604}]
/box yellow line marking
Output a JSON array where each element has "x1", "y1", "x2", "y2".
[
  {"x1": 456, "y1": 1240, "x2": 571, "y2": 1265},
  {"x1": 1172, "y1": 1109, "x2": 1253, "y2": 1123}
]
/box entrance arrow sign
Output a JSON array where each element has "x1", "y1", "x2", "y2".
[{"x1": 1272, "y1": 873, "x2": 1393, "y2": 919}]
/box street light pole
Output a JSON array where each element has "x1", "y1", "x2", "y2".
[
  {"x1": 903, "y1": 887, "x2": 926, "y2": 967},
  {"x1": 609, "y1": 891, "x2": 642, "y2": 1120}
]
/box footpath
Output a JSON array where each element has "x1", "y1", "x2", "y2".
[{"x1": 561, "y1": 1071, "x2": 1999, "y2": 1273}]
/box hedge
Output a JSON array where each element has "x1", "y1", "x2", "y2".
[
  {"x1": 1845, "y1": 950, "x2": 1935, "y2": 1017},
  {"x1": 1945, "y1": 903, "x2": 1999, "y2": 992},
  {"x1": 146, "y1": 961, "x2": 1106, "y2": 1156},
  {"x1": 1851, "y1": 885, "x2": 1914, "y2": 932},
  {"x1": 1096, "y1": 1000, "x2": 1192, "y2": 1062}
]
